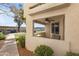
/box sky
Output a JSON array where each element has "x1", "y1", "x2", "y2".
[
  {"x1": 0, "y1": 3, "x2": 44, "y2": 27},
  {"x1": 0, "y1": 3, "x2": 26, "y2": 27},
  {"x1": 34, "y1": 23, "x2": 45, "y2": 27}
]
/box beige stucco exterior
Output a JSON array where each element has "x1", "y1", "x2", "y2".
[{"x1": 24, "y1": 3, "x2": 79, "y2": 55}]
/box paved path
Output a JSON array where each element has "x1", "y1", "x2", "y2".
[{"x1": 0, "y1": 34, "x2": 19, "y2": 56}]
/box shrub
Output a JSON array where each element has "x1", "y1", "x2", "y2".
[
  {"x1": 15, "y1": 34, "x2": 25, "y2": 48},
  {"x1": 19, "y1": 35, "x2": 25, "y2": 48},
  {"x1": 34, "y1": 45, "x2": 54, "y2": 56},
  {"x1": 0, "y1": 32, "x2": 5, "y2": 40},
  {"x1": 66, "y1": 52, "x2": 79, "y2": 56},
  {"x1": 15, "y1": 34, "x2": 20, "y2": 41}
]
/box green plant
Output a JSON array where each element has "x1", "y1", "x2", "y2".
[
  {"x1": 66, "y1": 52, "x2": 79, "y2": 56},
  {"x1": 15, "y1": 34, "x2": 25, "y2": 48},
  {"x1": 34, "y1": 45, "x2": 54, "y2": 56},
  {"x1": 15, "y1": 34, "x2": 20, "y2": 41},
  {"x1": 19, "y1": 35, "x2": 25, "y2": 48},
  {"x1": 0, "y1": 32, "x2": 5, "y2": 40}
]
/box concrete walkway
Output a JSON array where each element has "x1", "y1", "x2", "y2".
[{"x1": 0, "y1": 34, "x2": 19, "y2": 56}]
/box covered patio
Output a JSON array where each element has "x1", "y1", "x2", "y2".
[{"x1": 33, "y1": 15, "x2": 65, "y2": 40}]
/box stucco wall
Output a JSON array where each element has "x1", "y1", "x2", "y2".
[
  {"x1": 65, "y1": 4, "x2": 79, "y2": 53},
  {"x1": 25, "y1": 3, "x2": 79, "y2": 55},
  {"x1": 26, "y1": 37, "x2": 69, "y2": 55},
  {"x1": 45, "y1": 23, "x2": 50, "y2": 38}
]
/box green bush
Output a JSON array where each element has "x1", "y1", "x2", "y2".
[
  {"x1": 19, "y1": 35, "x2": 25, "y2": 48},
  {"x1": 15, "y1": 34, "x2": 20, "y2": 41},
  {"x1": 66, "y1": 52, "x2": 79, "y2": 56},
  {"x1": 15, "y1": 34, "x2": 25, "y2": 48},
  {"x1": 0, "y1": 32, "x2": 5, "y2": 40},
  {"x1": 34, "y1": 45, "x2": 54, "y2": 56}
]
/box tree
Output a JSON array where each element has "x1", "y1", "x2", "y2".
[
  {"x1": 11, "y1": 4, "x2": 26, "y2": 32},
  {"x1": 14, "y1": 16, "x2": 23, "y2": 32},
  {"x1": 0, "y1": 3, "x2": 26, "y2": 32}
]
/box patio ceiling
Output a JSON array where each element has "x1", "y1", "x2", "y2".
[{"x1": 34, "y1": 15, "x2": 65, "y2": 24}]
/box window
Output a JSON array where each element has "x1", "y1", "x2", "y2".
[
  {"x1": 52, "y1": 22, "x2": 59, "y2": 34},
  {"x1": 51, "y1": 22, "x2": 60, "y2": 40}
]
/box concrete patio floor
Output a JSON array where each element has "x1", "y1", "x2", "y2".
[{"x1": 0, "y1": 34, "x2": 19, "y2": 56}]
